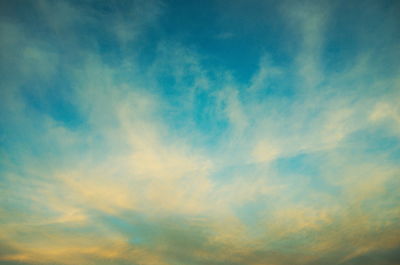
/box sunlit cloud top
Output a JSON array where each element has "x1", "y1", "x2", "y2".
[{"x1": 1, "y1": 0, "x2": 400, "y2": 264}]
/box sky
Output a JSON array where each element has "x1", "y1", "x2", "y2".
[{"x1": 0, "y1": 0, "x2": 400, "y2": 264}]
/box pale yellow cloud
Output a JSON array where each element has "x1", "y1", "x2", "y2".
[{"x1": 252, "y1": 140, "x2": 281, "y2": 163}]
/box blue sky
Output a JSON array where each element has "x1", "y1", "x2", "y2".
[{"x1": 1, "y1": 0, "x2": 400, "y2": 264}]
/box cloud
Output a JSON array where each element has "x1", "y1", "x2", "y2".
[{"x1": 1, "y1": 0, "x2": 400, "y2": 264}]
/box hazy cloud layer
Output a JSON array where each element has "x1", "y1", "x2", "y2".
[{"x1": 1, "y1": 0, "x2": 399, "y2": 264}]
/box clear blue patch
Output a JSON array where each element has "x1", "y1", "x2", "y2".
[
  {"x1": 274, "y1": 154, "x2": 319, "y2": 177},
  {"x1": 234, "y1": 198, "x2": 271, "y2": 228},
  {"x1": 343, "y1": 127, "x2": 400, "y2": 164},
  {"x1": 273, "y1": 153, "x2": 341, "y2": 198},
  {"x1": 20, "y1": 79, "x2": 83, "y2": 129},
  {"x1": 160, "y1": 0, "x2": 294, "y2": 83}
]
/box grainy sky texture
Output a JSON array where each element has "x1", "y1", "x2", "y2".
[{"x1": 1, "y1": 0, "x2": 400, "y2": 264}]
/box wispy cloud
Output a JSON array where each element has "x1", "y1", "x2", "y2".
[{"x1": 1, "y1": 0, "x2": 399, "y2": 264}]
